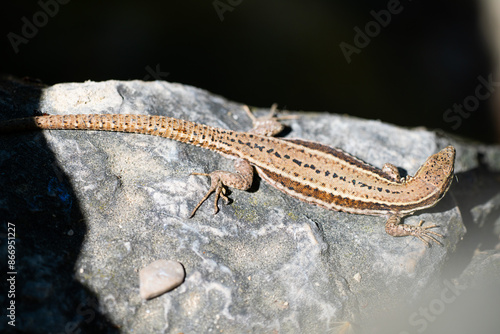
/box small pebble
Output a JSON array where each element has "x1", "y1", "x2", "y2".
[
  {"x1": 139, "y1": 260, "x2": 185, "y2": 299},
  {"x1": 353, "y1": 273, "x2": 361, "y2": 282}
]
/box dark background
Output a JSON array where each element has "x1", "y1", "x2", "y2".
[{"x1": 1, "y1": 0, "x2": 495, "y2": 142}]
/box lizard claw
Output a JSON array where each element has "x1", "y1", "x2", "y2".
[
  {"x1": 412, "y1": 220, "x2": 443, "y2": 247},
  {"x1": 189, "y1": 172, "x2": 230, "y2": 218}
]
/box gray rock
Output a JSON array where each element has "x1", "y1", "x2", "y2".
[
  {"x1": 139, "y1": 260, "x2": 185, "y2": 299},
  {"x1": 0, "y1": 78, "x2": 498, "y2": 333}
]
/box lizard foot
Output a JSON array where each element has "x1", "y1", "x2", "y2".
[
  {"x1": 385, "y1": 216, "x2": 443, "y2": 247},
  {"x1": 189, "y1": 172, "x2": 231, "y2": 218},
  {"x1": 189, "y1": 160, "x2": 254, "y2": 217}
]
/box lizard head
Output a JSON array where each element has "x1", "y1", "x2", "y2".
[{"x1": 413, "y1": 146, "x2": 456, "y2": 196}]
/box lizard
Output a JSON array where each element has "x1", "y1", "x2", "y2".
[{"x1": 0, "y1": 106, "x2": 455, "y2": 246}]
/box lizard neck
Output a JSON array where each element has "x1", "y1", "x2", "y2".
[{"x1": 402, "y1": 146, "x2": 455, "y2": 210}]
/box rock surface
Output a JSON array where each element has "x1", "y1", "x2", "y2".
[{"x1": 0, "y1": 78, "x2": 499, "y2": 333}]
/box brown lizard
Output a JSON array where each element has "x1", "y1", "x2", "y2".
[{"x1": 0, "y1": 106, "x2": 455, "y2": 246}]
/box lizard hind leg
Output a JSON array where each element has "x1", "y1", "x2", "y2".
[
  {"x1": 385, "y1": 215, "x2": 443, "y2": 247},
  {"x1": 189, "y1": 159, "x2": 254, "y2": 217}
]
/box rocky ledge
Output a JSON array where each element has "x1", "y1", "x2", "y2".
[{"x1": 0, "y1": 79, "x2": 499, "y2": 333}]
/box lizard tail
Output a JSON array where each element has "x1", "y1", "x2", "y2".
[{"x1": 0, "y1": 114, "x2": 225, "y2": 151}]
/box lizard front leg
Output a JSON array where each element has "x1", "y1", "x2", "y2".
[
  {"x1": 189, "y1": 159, "x2": 254, "y2": 217},
  {"x1": 381, "y1": 164, "x2": 442, "y2": 246},
  {"x1": 244, "y1": 104, "x2": 296, "y2": 136},
  {"x1": 385, "y1": 215, "x2": 443, "y2": 246}
]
